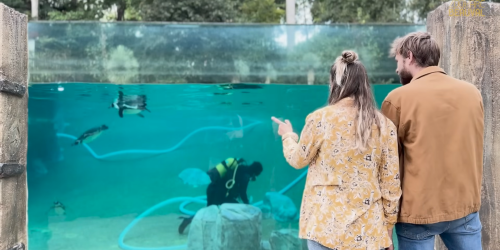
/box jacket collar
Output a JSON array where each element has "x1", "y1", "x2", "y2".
[{"x1": 411, "y1": 66, "x2": 447, "y2": 83}]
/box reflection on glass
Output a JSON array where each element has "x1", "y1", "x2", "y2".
[{"x1": 28, "y1": 23, "x2": 424, "y2": 85}]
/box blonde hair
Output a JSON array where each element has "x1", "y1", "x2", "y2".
[
  {"x1": 329, "y1": 50, "x2": 381, "y2": 153},
  {"x1": 390, "y1": 31, "x2": 440, "y2": 67}
]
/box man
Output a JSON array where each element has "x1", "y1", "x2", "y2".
[
  {"x1": 178, "y1": 157, "x2": 263, "y2": 234},
  {"x1": 381, "y1": 31, "x2": 484, "y2": 250}
]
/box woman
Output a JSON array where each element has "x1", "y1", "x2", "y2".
[{"x1": 271, "y1": 51, "x2": 401, "y2": 250}]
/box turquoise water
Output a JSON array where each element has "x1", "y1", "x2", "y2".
[{"x1": 27, "y1": 83, "x2": 400, "y2": 250}]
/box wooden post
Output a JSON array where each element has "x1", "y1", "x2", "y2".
[
  {"x1": 0, "y1": 3, "x2": 29, "y2": 250},
  {"x1": 427, "y1": 2, "x2": 500, "y2": 250}
]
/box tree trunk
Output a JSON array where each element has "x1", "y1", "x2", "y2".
[
  {"x1": 0, "y1": 3, "x2": 29, "y2": 250},
  {"x1": 117, "y1": 4, "x2": 126, "y2": 21},
  {"x1": 427, "y1": 2, "x2": 500, "y2": 250}
]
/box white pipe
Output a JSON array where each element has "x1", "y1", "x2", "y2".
[
  {"x1": 286, "y1": 0, "x2": 295, "y2": 24},
  {"x1": 31, "y1": 0, "x2": 38, "y2": 20}
]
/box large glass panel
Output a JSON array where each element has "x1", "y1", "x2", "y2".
[
  {"x1": 28, "y1": 22, "x2": 425, "y2": 85},
  {"x1": 27, "y1": 22, "x2": 411, "y2": 250},
  {"x1": 27, "y1": 82, "x2": 401, "y2": 250}
]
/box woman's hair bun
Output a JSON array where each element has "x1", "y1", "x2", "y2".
[{"x1": 341, "y1": 50, "x2": 358, "y2": 64}]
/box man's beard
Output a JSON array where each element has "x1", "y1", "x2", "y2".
[{"x1": 399, "y1": 66, "x2": 413, "y2": 85}]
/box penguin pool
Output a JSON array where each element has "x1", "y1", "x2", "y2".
[{"x1": 27, "y1": 82, "x2": 400, "y2": 250}]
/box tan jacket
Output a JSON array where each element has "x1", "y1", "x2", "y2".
[
  {"x1": 281, "y1": 98, "x2": 401, "y2": 249},
  {"x1": 381, "y1": 66, "x2": 484, "y2": 224}
]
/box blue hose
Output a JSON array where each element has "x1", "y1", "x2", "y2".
[
  {"x1": 56, "y1": 121, "x2": 262, "y2": 159},
  {"x1": 178, "y1": 170, "x2": 308, "y2": 216},
  {"x1": 117, "y1": 197, "x2": 207, "y2": 250},
  {"x1": 55, "y1": 121, "x2": 308, "y2": 250}
]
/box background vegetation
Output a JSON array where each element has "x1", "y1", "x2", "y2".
[{"x1": 9, "y1": 0, "x2": 495, "y2": 84}]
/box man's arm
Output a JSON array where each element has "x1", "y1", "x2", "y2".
[
  {"x1": 379, "y1": 121, "x2": 402, "y2": 233},
  {"x1": 381, "y1": 100, "x2": 400, "y2": 129},
  {"x1": 381, "y1": 98, "x2": 405, "y2": 190}
]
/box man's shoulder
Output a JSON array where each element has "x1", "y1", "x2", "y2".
[
  {"x1": 434, "y1": 74, "x2": 482, "y2": 99},
  {"x1": 384, "y1": 74, "x2": 480, "y2": 102},
  {"x1": 453, "y1": 78, "x2": 481, "y2": 93},
  {"x1": 438, "y1": 72, "x2": 474, "y2": 85}
]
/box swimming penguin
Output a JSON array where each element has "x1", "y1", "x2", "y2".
[
  {"x1": 72, "y1": 125, "x2": 109, "y2": 146},
  {"x1": 51, "y1": 201, "x2": 66, "y2": 216},
  {"x1": 217, "y1": 83, "x2": 263, "y2": 90},
  {"x1": 213, "y1": 92, "x2": 232, "y2": 96},
  {"x1": 110, "y1": 91, "x2": 150, "y2": 118}
]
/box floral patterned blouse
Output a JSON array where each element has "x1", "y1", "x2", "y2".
[{"x1": 280, "y1": 98, "x2": 402, "y2": 250}]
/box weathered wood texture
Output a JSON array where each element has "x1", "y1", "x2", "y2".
[
  {"x1": 427, "y1": 2, "x2": 500, "y2": 250},
  {"x1": 0, "y1": 3, "x2": 28, "y2": 250}
]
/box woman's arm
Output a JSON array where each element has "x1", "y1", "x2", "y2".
[
  {"x1": 281, "y1": 111, "x2": 324, "y2": 169},
  {"x1": 379, "y1": 120, "x2": 403, "y2": 232}
]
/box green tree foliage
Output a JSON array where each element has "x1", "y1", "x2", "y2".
[
  {"x1": 406, "y1": 0, "x2": 446, "y2": 23},
  {"x1": 46, "y1": 0, "x2": 104, "y2": 20},
  {"x1": 135, "y1": 0, "x2": 240, "y2": 22},
  {"x1": 3, "y1": 0, "x2": 286, "y2": 22},
  {"x1": 311, "y1": 0, "x2": 408, "y2": 23},
  {"x1": 2, "y1": 0, "x2": 31, "y2": 16},
  {"x1": 2, "y1": 0, "x2": 112, "y2": 21},
  {"x1": 134, "y1": 0, "x2": 285, "y2": 23},
  {"x1": 5, "y1": 0, "x2": 500, "y2": 23},
  {"x1": 406, "y1": 0, "x2": 500, "y2": 23},
  {"x1": 2, "y1": 0, "x2": 52, "y2": 20},
  {"x1": 240, "y1": 0, "x2": 285, "y2": 23}
]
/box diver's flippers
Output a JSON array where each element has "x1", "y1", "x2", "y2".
[
  {"x1": 178, "y1": 216, "x2": 194, "y2": 234},
  {"x1": 119, "y1": 108, "x2": 124, "y2": 118}
]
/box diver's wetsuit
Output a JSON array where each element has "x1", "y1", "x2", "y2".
[{"x1": 206, "y1": 164, "x2": 252, "y2": 206}]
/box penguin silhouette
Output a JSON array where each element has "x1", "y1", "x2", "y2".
[
  {"x1": 72, "y1": 125, "x2": 109, "y2": 146},
  {"x1": 110, "y1": 91, "x2": 150, "y2": 118}
]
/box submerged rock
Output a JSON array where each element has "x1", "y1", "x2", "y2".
[
  {"x1": 187, "y1": 203, "x2": 262, "y2": 250},
  {"x1": 261, "y1": 240, "x2": 271, "y2": 250},
  {"x1": 255, "y1": 203, "x2": 273, "y2": 219},
  {"x1": 264, "y1": 192, "x2": 298, "y2": 222}
]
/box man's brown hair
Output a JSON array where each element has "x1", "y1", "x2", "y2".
[{"x1": 390, "y1": 31, "x2": 441, "y2": 67}]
